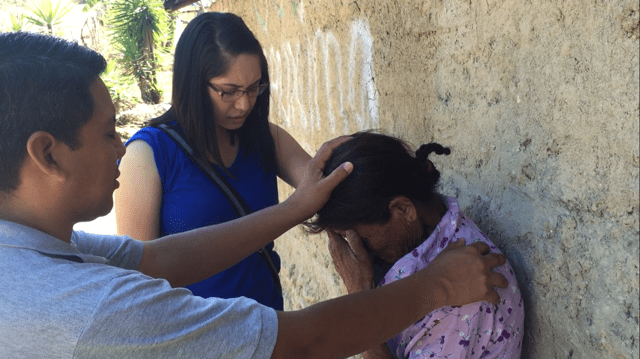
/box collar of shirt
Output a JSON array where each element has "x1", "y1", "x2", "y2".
[{"x1": 0, "y1": 219, "x2": 107, "y2": 264}]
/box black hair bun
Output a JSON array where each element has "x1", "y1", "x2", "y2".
[{"x1": 415, "y1": 143, "x2": 451, "y2": 162}]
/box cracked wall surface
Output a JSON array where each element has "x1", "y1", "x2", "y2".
[{"x1": 207, "y1": 1, "x2": 639, "y2": 357}]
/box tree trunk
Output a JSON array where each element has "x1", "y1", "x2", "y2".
[{"x1": 138, "y1": 25, "x2": 161, "y2": 104}]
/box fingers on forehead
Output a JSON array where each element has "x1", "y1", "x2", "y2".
[
  {"x1": 345, "y1": 232, "x2": 365, "y2": 251},
  {"x1": 326, "y1": 229, "x2": 342, "y2": 241},
  {"x1": 327, "y1": 233, "x2": 340, "y2": 252},
  {"x1": 329, "y1": 229, "x2": 350, "y2": 244},
  {"x1": 344, "y1": 229, "x2": 360, "y2": 239}
]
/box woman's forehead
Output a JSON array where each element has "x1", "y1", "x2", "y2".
[{"x1": 210, "y1": 54, "x2": 261, "y2": 86}]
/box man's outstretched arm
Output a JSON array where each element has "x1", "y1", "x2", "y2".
[
  {"x1": 272, "y1": 238, "x2": 508, "y2": 359},
  {"x1": 137, "y1": 137, "x2": 353, "y2": 287}
]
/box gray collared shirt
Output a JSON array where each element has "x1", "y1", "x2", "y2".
[{"x1": 0, "y1": 219, "x2": 278, "y2": 358}]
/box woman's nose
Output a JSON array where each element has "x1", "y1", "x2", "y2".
[{"x1": 234, "y1": 92, "x2": 251, "y2": 111}]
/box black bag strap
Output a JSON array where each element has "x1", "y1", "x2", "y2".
[{"x1": 155, "y1": 123, "x2": 282, "y2": 293}]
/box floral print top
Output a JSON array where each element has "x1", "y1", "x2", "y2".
[{"x1": 382, "y1": 197, "x2": 524, "y2": 359}]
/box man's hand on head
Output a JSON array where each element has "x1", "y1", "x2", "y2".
[
  {"x1": 285, "y1": 136, "x2": 353, "y2": 219},
  {"x1": 327, "y1": 229, "x2": 375, "y2": 293}
]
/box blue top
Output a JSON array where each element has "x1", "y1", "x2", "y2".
[{"x1": 125, "y1": 125, "x2": 282, "y2": 310}]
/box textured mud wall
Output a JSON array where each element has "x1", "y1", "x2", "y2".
[{"x1": 208, "y1": 1, "x2": 639, "y2": 357}]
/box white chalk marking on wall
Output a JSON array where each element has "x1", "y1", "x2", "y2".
[
  {"x1": 266, "y1": 19, "x2": 379, "y2": 136},
  {"x1": 306, "y1": 31, "x2": 322, "y2": 132},
  {"x1": 349, "y1": 20, "x2": 379, "y2": 130},
  {"x1": 322, "y1": 31, "x2": 345, "y2": 133},
  {"x1": 268, "y1": 48, "x2": 288, "y2": 127},
  {"x1": 284, "y1": 42, "x2": 308, "y2": 129},
  {"x1": 296, "y1": 1, "x2": 305, "y2": 24}
]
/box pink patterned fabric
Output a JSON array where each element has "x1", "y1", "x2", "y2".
[{"x1": 383, "y1": 197, "x2": 524, "y2": 359}]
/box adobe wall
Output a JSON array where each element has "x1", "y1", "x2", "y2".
[{"x1": 208, "y1": 1, "x2": 639, "y2": 357}]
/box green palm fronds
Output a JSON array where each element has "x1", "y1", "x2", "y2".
[
  {"x1": 83, "y1": 0, "x2": 102, "y2": 13},
  {"x1": 25, "y1": 0, "x2": 75, "y2": 34},
  {"x1": 9, "y1": 11, "x2": 31, "y2": 32},
  {"x1": 106, "y1": 0, "x2": 169, "y2": 103}
]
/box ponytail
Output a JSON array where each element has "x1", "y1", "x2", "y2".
[{"x1": 411, "y1": 143, "x2": 451, "y2": 201}]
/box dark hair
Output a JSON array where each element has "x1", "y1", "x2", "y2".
[
  {"x1": 0, "y1": 32, "x2": 106, "y2": 193},
  {"x1": 305, "y1": 132, "x2": 451, "y2": 232},
  {"x1": 148, "y1": 12, "x2": 275, "y2": 173}
]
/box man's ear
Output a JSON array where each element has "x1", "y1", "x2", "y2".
[
  {"x1": 388, "y1": 196, "x2": 417, "y2": 223},
  {"x1": 25, "y1": 131, "x2": 67, "y2": 181}
]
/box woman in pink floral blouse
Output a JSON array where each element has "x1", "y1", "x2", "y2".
[{"x1": 306, "y1": 132, "x2": 524, "y2": 359}]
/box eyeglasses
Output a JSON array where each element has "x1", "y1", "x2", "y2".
[{"x1": 207, "y1": 82, "x2": 269, "y2": 103}]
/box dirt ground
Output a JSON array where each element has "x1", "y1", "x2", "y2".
[{"x1": 115, "y1": 103, "x2": 171, "y2": 140}]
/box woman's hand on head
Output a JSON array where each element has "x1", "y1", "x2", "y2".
[
  {"x1": 423, "y1": 239, "x2": 508, "y2": 306},
  {"x1": 327, "y1": 229, "x2": 375, "y2": 293},
  {"x1": 285, "y1": 136, "x2": 353, "y2": 219}
]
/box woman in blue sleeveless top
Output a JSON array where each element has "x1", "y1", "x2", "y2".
[{"x1": 114, "y1": 12, "x2": 311, "y2": 310}]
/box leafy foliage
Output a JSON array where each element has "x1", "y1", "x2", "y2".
[
  {"x1": 8, "y1": 10, "x2": 31, "y2": 32},
  {"x1": 24, "y1": 0, "x2": 74, "y2": 34},
  {"x1": 102, "y1": 59, "x2": 136, "y2": 112},
  {"x1": 82, "y1": 0, "x2": 102, "y2": 13},
  {"x1": 106, "y1": 0, "x2": 169, "y2": 104}
]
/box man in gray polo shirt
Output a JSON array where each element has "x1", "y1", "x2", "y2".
[{"x1": 0, "y1": 32, "x2": 508, "y2": 358}]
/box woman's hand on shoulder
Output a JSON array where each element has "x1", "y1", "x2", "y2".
[{"x1": 269, "y1": 123, "x2": 311, "y2": 188}]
